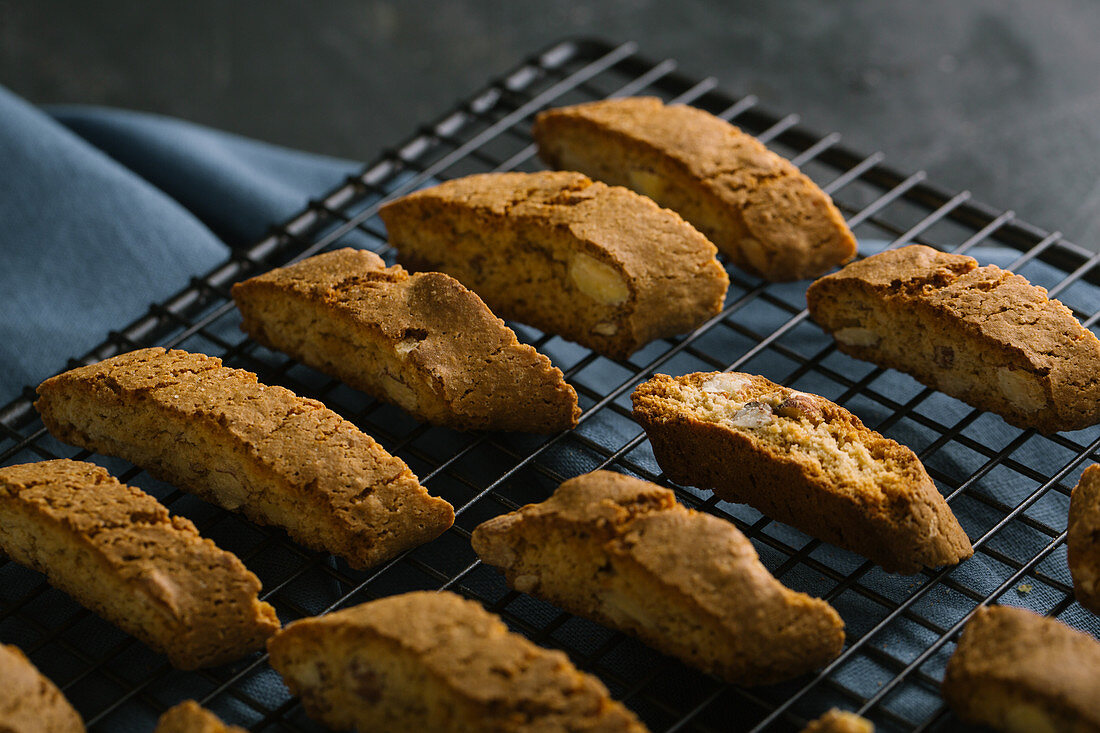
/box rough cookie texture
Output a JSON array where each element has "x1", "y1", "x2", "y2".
[
  {"x1": 35, "y1": 348, "x2": 455, "y2": 570},
  {"x1": 942, "y1": 605, "x2": 1100, "y2": 732},
  {"x1": 0, "y1": 643, "x2": 84, "y2": 733},
  {"x1": 1068, "y1": 464, "x2": 1100, "y2": 614},
  {"x1": 0, "y1": 459, "x2": 280, "y2": 669},
  {"x1": 533, "y1": 97, "x2": 856, "y2": 281},
  {"x1": 806, "y1": 244, "x2": 1100, "y2": 433},
  {"x1": 266, "y1": 591, "x2": 649, "y2": 732},
  {"x1": 800, "y1": 709, "x2": 874, "y2": 733},
  {"x1": 232, "y1": 248, "x2": 579, "y2": 432},
  {"x1": 471, "y1": 470, "x2": 845, "y2": 686},
  {"x1": 379, "y1": 171, "x2": 729, "y2": 359},
  {"x1": 632, "y1": 372, "x2": 972, "y2": 574},
  {"x1": 154, "y1": 700, "x2": 247, "y2": 733}
]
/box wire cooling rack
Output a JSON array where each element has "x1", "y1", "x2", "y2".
[{"x1": 2, "y1": 38, "x2": 1099, "y2": 732}]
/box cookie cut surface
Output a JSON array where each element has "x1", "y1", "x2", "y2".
[
  {"x1": 0, "y1": 643, "x2": 84, "y2": 733},
  {"x1": 472, "y1": 470, "x2": 845, "y2": 685},
  {"x1": 266, "y1": 591, "x2": 649, "y2": 732},
  {"x1": 232, "y1": 248, "x2": 579, "y2": 432},
  {"x1": 154, "y1": 700, "x2": 247, "y2": 733},
  {"x1": 35, "y1": 348, "x2": 455, "y2": 570},
  {"x1": 806, "y1": 244, "x2": 1100, "y2": 433},
  {"x1": 379, "y1": 170, "x2": 729, "y2": 359},
  {"x1": 534, "y1": 97, "x2": 856, "y2": 281},
  {"x1": 632, "y1": 372, "x2": 972, "y2": 573},
  {"x1": 1068, "y1": 464, "x2": 1100, "y2": 614}
]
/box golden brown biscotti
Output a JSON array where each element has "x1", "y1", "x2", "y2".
[
  {"x1": 0, "y1": 643, "x2": 84, "y2": 733},
  {"x1": 266, "y1": 591, "x2": 649, "y2": 732},
  {"x1": 533, "y1": 97, "x2": 856, "y2": 281},
  {"x1": 35, "y1": 348, "x2": 454, "y2": 570},
  {"x1": 232, "y1": 248, "x2": 579, "y2": 433},
  {"x1": 471, "y1": 470, "x2": 844, "y2": 686},
  {"x1": 631, "y1": 372, "x2": 972, "y2": 574},
  {"x1": 806, "y1": 244, "x2": 1100, "y2": 433},
  {"x1": 1068, "y1": 464, "x2": 1100, "y2": 614},
  {"x1": 0, "y1": 459, "x2": 279, "y2": 669},
  {"x1": 154, "y1": 701, "x2": 247, "y2": 733},
  {"x1": 379, "y1": 171, "x2": 729, "y2": 359},
  {"x1": 800, "y1": 709, "x2": 874, "y2": 733},
  {"x1": 942, "y1": 605, "x2": 1100, "y2": 732}
]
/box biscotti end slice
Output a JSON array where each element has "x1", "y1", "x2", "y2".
[
  {"x1": 471, "y1": 470, "x2": 845, "y2": 686},
  {"x1": 1068, "y1": 464, "x2": 1100, "y2": 614},
  {"x1": 232, "y1": 248, "x2": 580, "y2": 433},
  {"x1": 806, "y1": 244, "x2": 1100, "y2": 433},
  {"x1": 632, "y1": 372, "x2": 972, "y2": 574},
  {"x1": 35, "y1": 348, "x2": 455, "y2": 570},
  {"x1": 0, "y1": 459, "x2": 280, "y2": 669},
  {"x1": 533, "y1": 97, "x2": 856, "y2": 281},
  {"x1": 942, "y1": 605, "x2": 1100, "y2": 732},
  {"x1": 0, "y1": 643, "x2": 85, "y2": 733},
  {"x1": 800, "y1": 709, "x2": 874, "y2": 733},
  {"x1": 267, "y1": 591, "x2": 649, "y2": 733},
  {"x1": 154, "y1": 700, "x2": 247, "y2": 733},
  {"x1": 379, "y1": 170, "x2": 729, "y2": 359}
]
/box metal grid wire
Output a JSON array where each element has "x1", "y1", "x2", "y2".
[{"x1": 2, "y1": 38, "x2": 1099, "y2": 732}]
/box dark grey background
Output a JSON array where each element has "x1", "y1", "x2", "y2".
[{"x1": 3, "y1": 0, "x2": 1098, "y2": 250}]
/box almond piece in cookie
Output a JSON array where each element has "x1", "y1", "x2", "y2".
[
  {"x1": 0, "y1": 643, "x2": 84, "y2": 732},
  {"x1": 806, "y1": 244, "x2": 1100, "y2": 433},
  {"x1": 0, "y1": 459, "x2": 280, "y2": 670},
  {"x1": 943, "y1": 605, "x2": 1100, "y2": 732},
  {"x1": 1068, "y1": 464, "x2": 1100, "y2": 614},
  {"x1": 379, "y1": 171, "x2": 729, "y2": 359},
  {"x1": 154, "y1": 701, "x2": 247, "y2": 733},
  {"x1": 533, "y1": 97, "x2": 856, "y2": 281},
  {"x1": 232, "y1": 248, "x2": 579, "y2": 433},
  {"x1": 471, "y1": 470, "x2": 845, "y2": 686},
  {"x1": 631, "y1": 372, "x2": 972, "y2": 574},
  {"x1": 266, "y1": 591, "x2": 649, "y2": 732},
  {"x1": 35, "y1": 348, "x2": 454, "y2": 570}
]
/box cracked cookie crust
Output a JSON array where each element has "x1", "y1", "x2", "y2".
[
  {"x1": 632, "y1": 372, "x2": 972, "y2": 574},
  {"x1": 35, "y1": 348, "x2": 455, "y2": 570},
  {"x1": 807, "y1": 245, "x2": 1100, "y2": 433},
  {"x1": 232, "y1": 248, "x2": 579, "y2": 433},
  {"x1": 379, "y1": 170, "x2": 729, "y2": 359},
  {"x1": 154, "y1": 701, "x2": 247, "y2": 733},
  {"x1": 533, "y1": 97, "x2": 856, "y2": 281},
  {"x1": 472, "y1": 470, "x2": 845, "y2": 686}
]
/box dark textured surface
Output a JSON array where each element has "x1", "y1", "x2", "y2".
[{"x1": 2, "y1": 0, "x2": 1099, "y2": 250}]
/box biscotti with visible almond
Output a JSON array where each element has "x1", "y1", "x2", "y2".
[
  {"x1": 533, "y1": 97, "x2": 856, "y2": 281},
  {"x1": 1068, "y1": 464, "x2": 1100, "y2": 614},
  {"x1": 379, "y1": 171, "x2": 729, "y2": 359},
  {"x1": 266, "y1": 591, "x2": 649, "y2": 732},
  {"x1": 0, "y1": 459, "x2": 280, "y2": 669},
  {"x1": 154, "y1": 700, "x2": 247, "y2": 733},
  {"x1": 806, "y1": 244, "x2": 1100, "y2": 433},
  {"x1": 232, "y1": 248, "x2": 579, "y2": 432},
  {"x1": 35, "y1": 348, "x2": 455, "y2": 570},
  {"x1": 942, "y1": 605, "x2": 1100, "y2": 731},
  {"x1": 0, "y1": 643, "x2": 84, "y2": 732},
  {"x1": 632, "y1": 372, "x2": 972, "y2": 573},
  {"x1": 471, "y1": 470, "x2": 845, "y2": 686},
  {"x1": 800, "y1": 709, "x2": 874, "y2": 733}
]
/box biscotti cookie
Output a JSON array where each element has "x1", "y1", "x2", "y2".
[
  {"x1": 800, "y1": 709, "x2": 874, "y2": 733},
  {"x1": 1068, "y1": 464, "x2": 1100, "y2": 614},
  {"x1": 0, "y1": 643, "x2": 84, "y2": 733},
  {"x1": 266, "y1": 591, "x2": 649, "y2": 732},
  {"x1": 379, "y1": 171, "x2": 729, "y2": 359},
  {"x1": 533, "y1": 97, "x2": 856, "y2": 281},
  {"x1": 232, "y1": 248, "x2": 580, "y2": 433},
  {"x1": 35, "y1": 348, "x2": 455, "y2": 570},
  {"x1": 154, "y1": 700, "x2": 247, "y2": 733},
  {"x1": 942, "y1": 605, "x2": 1100, "y2": 731},
  {"x1": 472, "y1": 470, "x2": 844, "y2": 686},
  {"x1": 632, "y1": 372, "x2": 972, "y2": 573},
  {"x1": 806, "y1": 244, "x2": 1100, "y2": 433},
  {"x1": 0, "y1": 459, "x2": 279, "y2": 669}
]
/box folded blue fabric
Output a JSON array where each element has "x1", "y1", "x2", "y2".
[{"x1": 0, "y1": 86, "x2": 360, "y2": 402}]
